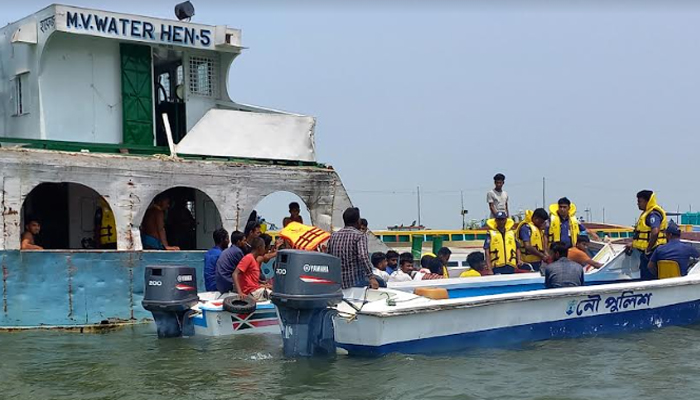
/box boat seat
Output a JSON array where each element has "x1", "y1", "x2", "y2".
[
  {"x1": 414, "y1": 287, "x2": 449, "y2": 300},
  {"x1": 658, "y1": 260, "x2": 681, "y2": 279}
]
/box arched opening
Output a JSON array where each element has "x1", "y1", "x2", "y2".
[
  {"x1": 251, "y1": 191, "x2": 311, "y2": 232},
  {"x1": 141, "y1": 187, "x2": 223, "y2": 250},
  {"x1": 21, "y1": 182, "x2": 117, "y2": 250}
]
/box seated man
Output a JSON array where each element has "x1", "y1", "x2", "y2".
[
  {"x1": 567, "y1": 235, "x2": 603, "y2": 270},
  {"x1": 541, "y1": 241, "x2": 584, "y2": 288},
  {"x1": 419, "y1": 253, "x2": 436, "y2": 273},
  {"x1": 460, "y1": 252, "x2": 490, "y2": 277},
  {"x1": 21, "y1": 219, "x2": 43, "y2": 250},
  {"x1": 649, "y1": 221, "x2": 700, "y2": 278},
  {"x1": 437, "y1": 247, "x2": 452, "y2": 278},
  {"x1": 204, "y1": 228, "x2": 229, "y2": 292},
  {"x1": 421, "y1": 257, "x2": 446, "y2": 280},
  {"x1": 233, "y1": 237, "x2": 272, "y2": 301},
  {"x1": 389, "y1": 254, "x2": 415, "y2": 283},
  {"x1": 215, "y1": 231, "x2": 246, "y2": 294},
  {"x1": 371, "y1": 252, "x2": 391, "y2": 284},
  {"x1": 385, "y1": 250, "x2": 400, "y2": 275}
]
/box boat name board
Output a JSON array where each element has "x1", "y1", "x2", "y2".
[
  {"x1": 61, "y1": 9, "x2": 213, "y2": 49},
  {"x1": 566, "y1": 291, "x2": 653, "y2": 316}
]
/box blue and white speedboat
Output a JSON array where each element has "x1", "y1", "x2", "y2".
[{"x1": 334, "y1": 268, "x2": 700, "y2": 356}]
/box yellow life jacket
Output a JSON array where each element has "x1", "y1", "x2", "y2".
[
  {"x1": 97, "y1": 198, "x2": 117, "y2": 245},
  {"x1": 632, "y1": 193, "x2": 667, "y2": 251},
  {"x1": 442, "y1": 266, "x2": 449, "y2": 279},
  {"x1": 516, "y1": 210, "x2": 545, "y2": 263},
  {"x1": 280, "y1": 222, "x2": 331, "y2": 251},
  {"x1": 548, "y1": 203, "x2": 580, "y2": 246},
  {"x1": 486, "y1": 218, "x2": 517, "y2": 268}
]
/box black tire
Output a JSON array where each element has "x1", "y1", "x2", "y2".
[{"x1": 222, "y1": 295, "x2": 257, "y2": 314}]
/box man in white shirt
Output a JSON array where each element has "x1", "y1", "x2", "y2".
[
  {"x1": 371, "y1": 252, "x2": 391, "y2": 284},
  {"x1": 487, "y1": 173, "x2": 509, "y2": 218},
  {"x1": 389, "y1": 256, "x2": 415, "y2": 283}
]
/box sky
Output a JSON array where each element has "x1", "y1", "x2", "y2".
[{"x1": 4, "y1": 1, "x2": 700, "y2": 229}]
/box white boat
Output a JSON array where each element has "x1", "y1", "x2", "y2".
[
  {"x1": 333, "y1": 270, "x2": 700, "y2": 356},
  {"x1": 388, "y1": 242, "x2": 638, "y2": 295},
  {"x1": 189, "y1": 243, "x2": 636, "y2": 338},
  {"x1": 191, "y1": 292, "x2": 278, "y2": 336}
]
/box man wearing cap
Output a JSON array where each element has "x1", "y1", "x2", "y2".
[
  {"x1": 648, "y1": 222, "x2": 699, "y2": 278},
  {"x1": 627, "y1": 190, "x2": 668, "y2": 280},
  {"x1": 484, "y1": 211, "x2": 521, "y2": 274}
]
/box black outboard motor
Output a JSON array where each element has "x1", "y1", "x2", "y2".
[
  {"x1": 271, "y1": 250, "x2": 343, "y2": 357},
  {"x1": 142, "y1": 265, "x2": 199, "y2": 338}
]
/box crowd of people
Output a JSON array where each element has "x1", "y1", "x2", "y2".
[
  {"x1": 485, "y1": 174, "x2": 698, "y2": 286},
  {"x1": 19, "y1": 174, "x2": 700, "y2": 293}
]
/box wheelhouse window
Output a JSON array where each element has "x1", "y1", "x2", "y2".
[
  {"x1": 12, "y1": 73, "x2": 29, "y2": 116},
  {"x1": 189, "y1": 56, "x2": 218, "y2": 97}
]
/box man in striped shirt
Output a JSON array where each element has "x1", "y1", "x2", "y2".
[{"x1": 327, "y1": 207, "x2": 379, "y2": 289}]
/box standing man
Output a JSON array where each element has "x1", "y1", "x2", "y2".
[
  {"x1": 547, "y1": 197, "x2": 599, "y2": 248},
  {"x1": 627, "y1": 190, "x2": 668, "y2": 280},
  {"x1": 484, "y1": 211, "x2": 521, "y2": 274},
  {"x1": 215, "y1": 231, "x2": 246, "y2": 294},
  {"x1": 487, "y1": 173, "x2": 509, "y2": 218},
  {"x1": 648, "y1": 221, "x2": 699, "y2": 278},
  {"x1": 242, "y1": 221, "x2": 262, "y2": 255},
  {"x1": 204, "y1": 228, "x2": 229, "y2": 291},
  {"x1": 141, "y1": 194, "x2": 180, "y2": 250},
  {"x1": 359, "y1": 218, "x2": 369, "y2": 234},
  {"x1": 541, "y1": 241, "x2": 584, "y2": 288},
  {"x1": 21, "y1": 218, "x2": 43, "y2": 250},
  {"x1": 327, "y1": 207, "x2": 379, "y2": 289},
  {"x1": 516, "y1": 208, "x2": 549, "y2": 271},
  {"x1": 283, "y1": 202, "x2": 304, "y2": 227}
]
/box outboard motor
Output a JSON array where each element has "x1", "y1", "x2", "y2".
[
  {"x1": 142, "y1": 265, "x2": 199, "y2": 338},
  {"x1": 271, "y1": 250, "x2": 343, "y2": 357}
]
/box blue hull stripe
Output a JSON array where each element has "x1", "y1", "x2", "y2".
[{"x1": 336, "y1": 299, "x2": 700, "y2": 357}]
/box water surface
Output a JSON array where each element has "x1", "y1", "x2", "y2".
[{"x1": 1, "y1": 324, "x2": 698, "y2": 399}]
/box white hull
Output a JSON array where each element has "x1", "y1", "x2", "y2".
[
  {"x1": 191, "y1": 293, "x2": 279, "y2": 337},
  {"x1": 334, "y1": 273, "x2": 700, "y2": 356}
]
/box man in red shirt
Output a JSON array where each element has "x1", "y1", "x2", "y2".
[{"x1": 233, "y1": 237, "x2": 271, "y2": 301}]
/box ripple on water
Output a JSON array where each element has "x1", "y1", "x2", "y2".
[{"x1": 2, "y1": 324, "x2": 700, "y2": 399}]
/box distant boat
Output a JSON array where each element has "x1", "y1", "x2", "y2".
[{"x1": 387, "y1": 221, "x2": 426, "y2": 231}]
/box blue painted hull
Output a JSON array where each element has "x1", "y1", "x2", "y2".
[
  {"x1": 337, "y1": 299, "x2": 700, "y2": 357},
  {"x1": 0, "y1": 250, "x2": 206, "y2": 327}
]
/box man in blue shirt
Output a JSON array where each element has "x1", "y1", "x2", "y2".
[
  {"x1": 386, "y1": 250, "x2": 399, "y2": 275},
  {"x1": 215, "y1": 231, "x2": 246, "y2": 293},
  {"x1": 649, "y1": 222, "x2": 699, "y2": 278},
  {"x1": 203, "y1": 228, "x2": 229, "y2": 291},
  {"x1": 545, "y1": 198, "x2": 600, "y2": 248}
]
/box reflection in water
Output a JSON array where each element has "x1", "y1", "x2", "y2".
[{"x1": 2, "y1": 324, "x2": 700, "y2": 399}]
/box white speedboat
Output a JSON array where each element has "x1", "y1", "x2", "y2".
[
  {"x1": 191, "y1": 292, "x2": 279, "y2": 336},
  {"x1": 333, "y1": 270, "x2": 700, "y2": 356},
  {"x1": 388, "y1": 243, "x2": 637, "y2": 296}
]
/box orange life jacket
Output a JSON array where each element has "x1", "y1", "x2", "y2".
[{"x1": 280, "y1": 222, "x2": 330, "y2": 251}]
